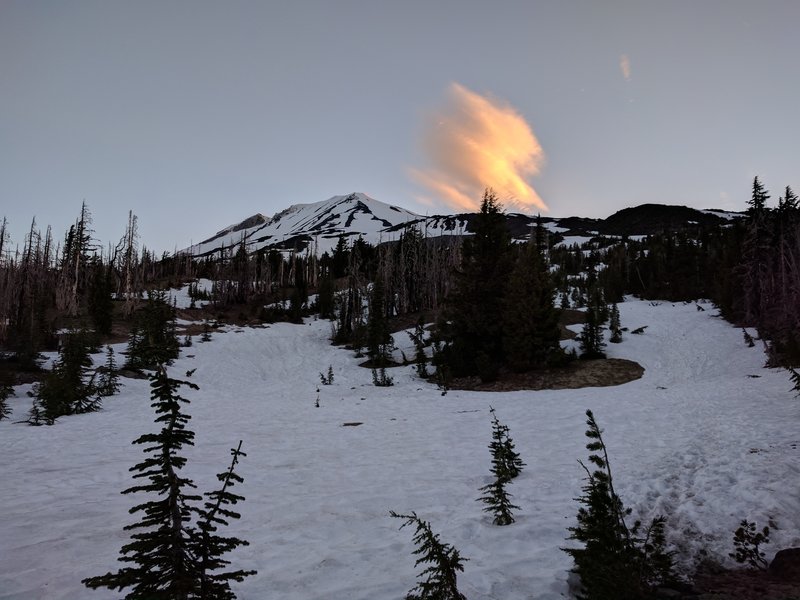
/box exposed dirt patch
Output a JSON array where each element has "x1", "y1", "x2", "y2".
[
  {"x1": 447, "y1": 358, "x2": 644, "y2": 392},
  {"x1": 388, "y1": 309, "x2": 442, "y2": 334},
  {"x1": 686, "y1": 565, "x2": 800, "y2": 599}
]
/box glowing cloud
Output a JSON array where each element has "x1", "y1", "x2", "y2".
[
  {"x1": 411, "y1": 82, "x2": 547, "y2": 213},
  {"x1": 620, "y1": 54, "x2": 632, "y2": 81}
]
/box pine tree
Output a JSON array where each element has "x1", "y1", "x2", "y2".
[
  {"x1": 316, "y1": 275, "x2": 336, "y2": 320},
  {"x1": 579, "y1": 290, "x2": 607, "y2": 359},
  {"x1": 96, "y1": 345, "x2": 121, "y2": 397},
  {"x1": 193, "y1": 441, "x2": 257, "y2": 599},
  {"x1": 126, "y1": 290, "x2": 180, "y2": 369},
  {"x1": 371, "y1": 366, "x2": 394, "y2": 387},
  {"x1": 366, "y1": 274, "x2": 394, "y2": 368},
  {"x1": 88, "y1": 259, "x2": 114, "y2": 336},
  {"x1": 478, "y1": 409, "x2": 523, "y2": 525},
  {"x1": 0, "y1": 368, "x2": 13, "y2": 421},
  {"x1": 34, "y1": 329, "x2": 99, "y2": 421},
  {"x1": 390, "y1": 511, "x2": 468, "y2": 600},
  {"x1": 439, "y1": 189, "x2": 512, "y2": 382},
  {"x1": 487, "y1": 408, "x2": 525, "y2": 481},
  {"x1": 502, "y1": 223, "x2": 562, "y2": 372},
  {"x1": 609, "y1": 303, "x2": 622, "y2": 344},
  {"x1": 477, "y1": 478, "x2": 518, "y2": 526},
  {"x1": 563, "y1": 410, "x2": 673, "y2": 600},
  {"x1": 83, "y1": 366, "x2": 202, "y2": 599},
  {"x1": 789, "y1": 367, "x2": 800, "y2": 398},
  {"x1": 408, "y1": 318, "x2": 429, "y2": 379},
  {"x1": 747, "y1": 176, "x2": 770, "y2": 215}
]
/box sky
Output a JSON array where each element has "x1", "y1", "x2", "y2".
[{"x1": 2, "y1": 1, "x2": 799, "y2": 253}]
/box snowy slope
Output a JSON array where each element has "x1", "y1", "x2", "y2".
[
  {"x1": 1, "y1": 300, "x2": 798, "y2": 599},
  {"x1": 185, "y1": 193, "x2": 426, "y2": 257}
]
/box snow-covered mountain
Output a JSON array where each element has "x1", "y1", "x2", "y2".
[
  {"x1": 184, "y1": 193, "x2": 444, "y2": 257},
  {"x1": 184, "y1": 193, "x2": 745, "y2": 257}
]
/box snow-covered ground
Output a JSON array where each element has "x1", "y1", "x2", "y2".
[
  {"x1": 1, "y1": 300, "x2": 798, "y2": 599},
  {"x1": 166, "y1": 278, "x2": 214, "y2": 309}
]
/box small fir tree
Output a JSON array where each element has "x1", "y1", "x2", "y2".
[
  {"x1": 125, "y1": 290, "x2": 180, "y2": 370},
  {"x1": 316, "y1": 275, "x2": 336, "y2": 320},
  {"x1": 478, "y1": 408, "x2": 523, "y2": 525},
  {"x1": 96, "y1": 345, "x2": 121, "y2": 397},
  {"x1": 0, "y1": 368, "x2": 13, "y2": 421},
  {"x1": 34, "y1": 329, "x2": 99, "y2": 421},
  {"x1": 193, "y1": 440, "x2": 257, "y2": 598},
  {"x1": 789, "y1": 367, "x2": 800, "y2": 398},
  {"x1": 26, "y1": 398, "x2": 49, "y2": 426},
  {"x1": 367, "y1": 275, "x2": 394, "y2": 368},
  {"x1": 390, "y1": 511, "x2": 468, "y2": 600},
  {"x1": 563, "y1": 410, "x2": 673, "y2": 600},
  {"x1": 579, "y1": 291, "x2": 607, "y2": 359},
  {"x1": 487, "y1": 408, "x2": 525, "y2": 481},
  {"x1": 83, "y1": 366, "x2": 202, "y2": 598},
  {"x1": 477, "y1": 478, "x2": 518, "y2": 526},
  {"x1": 319, "y1": 365, "x2": 334, "y2": 385},
  {"x1": 408, "y1": 318, "x2": 429, "y2": 379},
  {"x1": 609, "y1": 303, "x2": 622, "y2": 344},
  {"x1": 372, "y1": 367, "x2": 394, "y2": 387}
]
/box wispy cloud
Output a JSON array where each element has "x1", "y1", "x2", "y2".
[
  {"x1": 410, "y1": 82, "x2": 547, "y2": 213},
  {"x1": 620, "y1": 54, "x2": 632, "y2": 81}
]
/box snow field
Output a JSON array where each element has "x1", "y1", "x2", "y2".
[{"x1": 1, "y1": 300, "x2": 798, "y2": 599}]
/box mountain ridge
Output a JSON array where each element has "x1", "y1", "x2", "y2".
[{"x1": 184, "y1": 193, "x2": 744, "y2": 257}]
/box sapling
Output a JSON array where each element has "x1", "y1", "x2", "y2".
[
  {"x1": 390, "y1": 511, "x2": 468, "y2": 600},
  {"x1": 730, "y1": 519, "x2": 770, "y2": 570},
  {"x1": 563, "y1": 410, "x2": 674, "y2": 599}
]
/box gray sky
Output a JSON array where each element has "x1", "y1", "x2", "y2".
[{"x1": 2, "y1": 1, "x2": 798, "y2": 253}]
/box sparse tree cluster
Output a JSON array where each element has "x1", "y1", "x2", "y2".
[
  {"x1": 83, "y1": 366, "x2": 255, "y2": 599},
  {"x1": 435, "y1": 190, "x2": 563, "y2": 382}
]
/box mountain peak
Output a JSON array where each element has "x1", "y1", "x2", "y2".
[{"x1": 186, "y1": 193, "x2": 423, "y2": 257}]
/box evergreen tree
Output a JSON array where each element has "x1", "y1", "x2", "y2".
[
  {"x1": 0, "y1": 368, "x2": 13, "y2": 421},
  {"x1": 408, "y1": 317, "x2": 429, "y2": 379},
  {"x1": 609, "y1": 303, "x2": 622, "y2": 344},
  {"x1": 96, "y1": 345, "x2": 121, "y2": 397},
  {"x1": 477, "y1": 478, "x2": 518, "y2": 526},
  {"x1": 439, "y1": 189, "x2": 512, "y2": 382},
  {"x1": 126, "y1": 290, "x2": 180, "y2": 369},
  {"x1": 34, "y1": 329, "x2": 99, "y2": 421},
  {"x1": 477, "y1": 409, "x2": 523, "y2": 525},
  {"x1": 371, "y1": 366, "x2": 394, "y2": 387},
  {"x1": 747, "y1": 176, "x2": 770, "y2": 215},
  {"x1": 366, "y1": 274, "x2": 394, "y2": 367},
  {"x1": 563, "y1": 410, "x2": 673, "y2": 600},
  {"x1": 579, "y1": 290, "x2": 607, "y2": 359},
  {"x1": 502, "y1": 223, "x2": 562, "y2": 372},
  {"x1": 487, "y1": 408, "x2": 525, "y2": 481},
  {"x1": 88, "y1": 259, "x2": 114, "y2": 336},
  {"x1": 83, "y1": 366, "x2": 202, "y2": 599},
  {"x1": 316, "y1": 275, "x2": 336, "y2": 320},
  {"x1": 390, "y1": 511, "x2": 468, "y2": 600},
  {"x1": 790, "y1": 367, "x2": 800, "y2": 398},
  {"x1": 193, "y1": 440, "x2": 257, "y2": 599},
  {"x1": 777, "y1": 185, "x2": 799, "y2": 213}
]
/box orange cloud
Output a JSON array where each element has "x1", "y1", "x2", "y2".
[
  {"x1": 411, "y1": 82, "x2": 547, "y2": 213},
  {"x1": 620, "y1": 54, "x2": 631, "y2": 81}
]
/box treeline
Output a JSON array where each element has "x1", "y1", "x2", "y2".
[
  {"x1": 3, "y1": 177, "x2": 798, "y2": 374},
  {"x1": 551, "y1": 177, "x2": 800, "y2": 366}
]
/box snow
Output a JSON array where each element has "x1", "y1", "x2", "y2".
[
  {"x1": 184, "y1": 193, "x2": 422, "y2": 257},
  {"x1": 166, "y1": 278, "x2": 214, "y2": 309},
  {"x1": 554, "y1": 235, "x2": 595, "y2": 248},
  {"x1": 1, "y1": 300, "x2": 799, "y2": 599}
]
